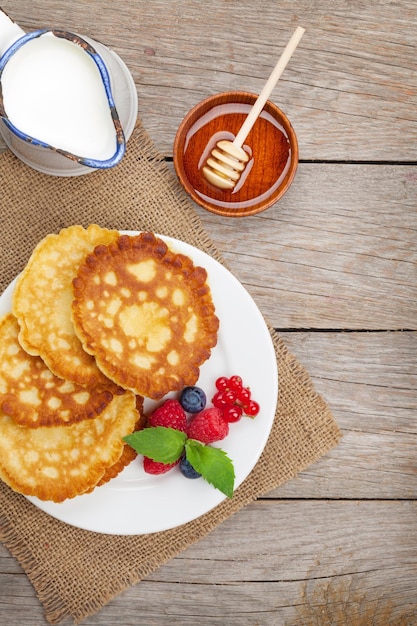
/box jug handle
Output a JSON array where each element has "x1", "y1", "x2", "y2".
[{"x1": 0, "y1": 8, "x2": 26, "y2": 58}]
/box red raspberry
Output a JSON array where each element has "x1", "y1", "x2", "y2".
[
  {"x1": 148, "y1": 399, "x2": 187, "y2": 432},
  {"x1": 143, "y1": 456, "x2": 179, "y2": 475},
  {"x1": 188, "y1": 407, "x2": 229, "y2": 444},
  {"x1": 143, "y1": 399, "x2": 187, "y2": 475}
]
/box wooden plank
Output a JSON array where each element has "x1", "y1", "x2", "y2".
[
  {"x1": 273, "y1": 330, "x2": 417, "y2": 498},
  {"x1": 2, "y1": 0, "x2": 417, "y2": 160},
  {"x1": 0, "y1": 157, "x2": 413, "y2": 331},
  {"x1": 1, "y1": 501, "x2": 416, "y2": 624},
  {"x1": 196, "y1": 163, "x2": 417, "y2": 330},
  {"x1": 0, "y1": 3, "x2": 415, "y2": 625}
]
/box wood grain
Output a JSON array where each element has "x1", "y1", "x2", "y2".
[
  {"x1": 274, "y1": 330, "x2": 417, "y2": 499},
  {"x1": 3, "y1": 0, "x2": 416, "y2": 160},
  {"x1": 1, "y1": 501, "x2": 416, "y2": 625},
  {"x1": 196, "y1": 163, "x2": 417, "y2": 330},
  {"x1": 0, "y1": 1, "x2": 416, "y2": 625}
]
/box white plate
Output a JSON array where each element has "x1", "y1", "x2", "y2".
[{"x1": 1, "y1": 234, "x2": 278, "y2": 534}]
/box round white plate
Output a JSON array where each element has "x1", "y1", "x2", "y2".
[{"x1": 1, "y1": 234, "x2": 278, "y2": 534}]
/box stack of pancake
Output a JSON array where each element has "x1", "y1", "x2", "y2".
[{"x1": 0, "y1": 225, "x2": 219, "y2": 502}]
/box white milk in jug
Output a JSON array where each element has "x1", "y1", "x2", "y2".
[{"x1": 1, "y1": 32, "x2": 117, "y2": 161}]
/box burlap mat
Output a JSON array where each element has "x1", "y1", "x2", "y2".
[{"x1": 0, "y1": 121, "x2": 341, "y2": 624}]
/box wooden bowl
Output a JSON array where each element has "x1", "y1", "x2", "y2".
[{"x1": 173, "y1": 91, "x2": 298, "y2": 217}]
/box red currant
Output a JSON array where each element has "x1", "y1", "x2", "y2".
[
  {"x1": 223, "y1": 404, "x2": 243, "y2": 423},
  {"x1": 228, "y1": 375, "x2": 243, "y2": 392},
  {"x1": 223, "y1": 389, "x2": 237, "y2": 405},
  {"x1": 237, "y1": 386, "x2": 251, "y2": 405},
  {"x1": 244, "y1": 400, "x2": 260, "y2": 417},
  {"x1": 212, "y1": 391, "x2": 229, "y2": 409},
  {"x1": 215, "y1": 376, "x2": 229, "y2": 392},
  {"x1": 213, "y1": 375, "x2": 260, "y2": 421}
]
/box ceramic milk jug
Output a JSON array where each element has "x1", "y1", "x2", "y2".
[{"x1": 0, "y1": 8, "x2": 137, "y2": 175}]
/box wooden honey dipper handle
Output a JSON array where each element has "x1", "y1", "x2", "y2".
[
  {"x1": 202, "y1": 26, "x2": 305, "y2": 190},
  {"x1": 234, "y1": 26, "x2": 305, "y2": 149}
]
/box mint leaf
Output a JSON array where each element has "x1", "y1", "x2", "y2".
[
  {"x1": 185, "y1": 439, "x2": 235, "y2": 498},
  {"x1": 123, "y1": 427, "x2": 186, "y2": 464}
]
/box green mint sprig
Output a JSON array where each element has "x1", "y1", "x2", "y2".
[
  {"x1": 124, "y1": 426, "x2": 187, "y2": 464},
  {"x1": 123, "y1": 427, "x2": 235, "y2": 498}
]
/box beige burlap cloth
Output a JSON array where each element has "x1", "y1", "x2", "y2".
[{"x1": 0, "y1": 122, "x2": 341, "y2": 625}]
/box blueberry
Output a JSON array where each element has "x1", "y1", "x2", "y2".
[
  {"x1": 179, "y1": 386, "x2": 206, "y2": 413},
  {"x1": 179, "y1": 456, "x2": 201, "y2": 479}
]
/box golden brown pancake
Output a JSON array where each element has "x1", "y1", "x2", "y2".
[
  {"x1": 12, "y1": 224, "x2": 119, "y2": 388},
  {"x1": 72, "y1": 232, "x2": 219, "y2": 399},
  {"x1": 0, "y1": 390, "x2": 138, "y2": 502},
  {"x1": 0, "y1": 313, "x2": 113, "y2": 428},
  {"x1": 95, "y1": 395, "x2": 145, "y2": 487}
]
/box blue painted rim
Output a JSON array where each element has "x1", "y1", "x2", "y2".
[{"x1": 0, "y1": 29, "x2": 126, "y2": 169}]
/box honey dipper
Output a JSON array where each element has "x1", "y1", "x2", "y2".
[{"x1": 202, "y1": 26, "x2": 305, "y2": 190}]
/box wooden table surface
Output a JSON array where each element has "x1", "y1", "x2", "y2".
[{"x1": 1, "y1": 1, "x2": 416, "y2": 624}]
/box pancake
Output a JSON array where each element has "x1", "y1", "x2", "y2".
[
  {"x1": 0, "y1": 389, "x2": 138, "y2": 502},
  {"x1": 72, "y1": 232, "x2": 219, "y2": 399},
  {"x1": 12, "y1": 224, "x2": 119, "y2": 388},
  {"x1": 95, "y1": 395, "x2": 145, "y2": 487},
  {"x1": 0, "y1": 313, "x2": 113, "y2": 428}
]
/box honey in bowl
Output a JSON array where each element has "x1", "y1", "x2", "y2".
[{"x1": 174, "y1": 92, "x2": 299, "y2": 217}]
